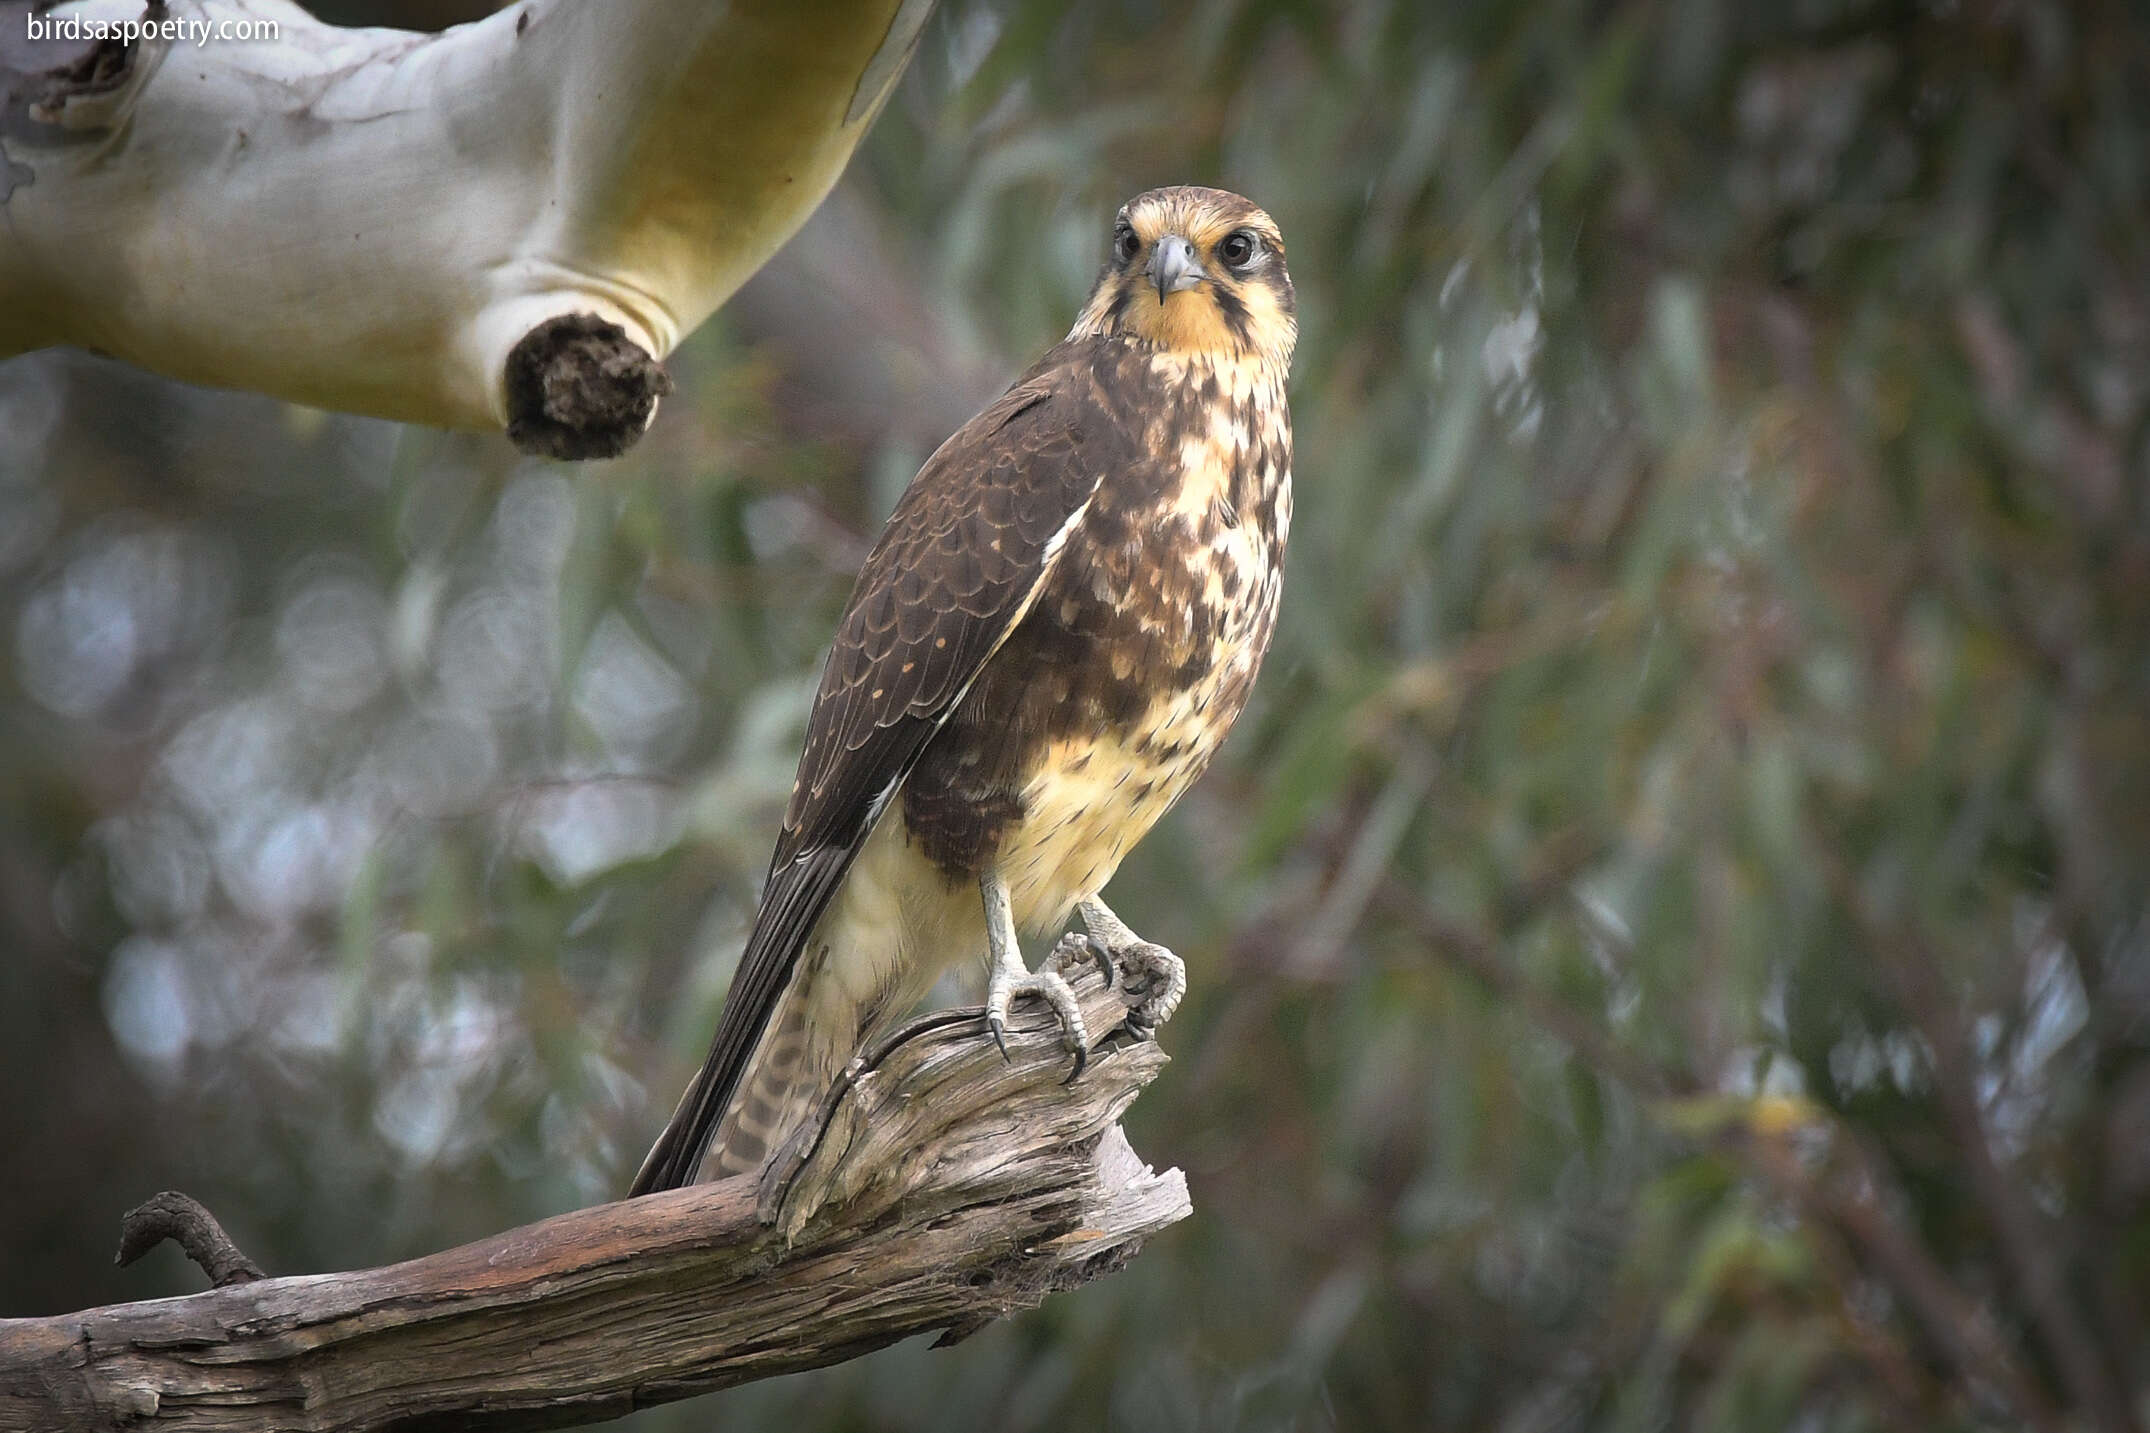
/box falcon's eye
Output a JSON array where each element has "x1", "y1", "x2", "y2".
[
  {"x1": 1113, "y1": 222, "x2": 1139, "y2": 264},
  {"x1": 1218, "y1": 229, "x2": 1261, "y2": 270}
]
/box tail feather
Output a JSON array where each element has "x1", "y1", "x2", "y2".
[
  {"x1": 707, "y1": 998, "x2": 812, "y2": 1178},
  {"x1": 628, "y1": 942, "x2": 867, "y2": 1196},
  {"x1": 629, "y1": 970, "x2": 822, "y2": 1195},
  {"x1": 627, "y1": 843, "x2": 858, "y2": 1197},
  {"x1": 630, "y1": 815, "x2": 958, "y2": 1198},
  {"x1": 627, "y1": 1045, "x2": 731, "y2": 1196}
]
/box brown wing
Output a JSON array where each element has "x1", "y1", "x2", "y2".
[{"x1": 629, "y1": 339, "x2": 1129, "y2": 1195}]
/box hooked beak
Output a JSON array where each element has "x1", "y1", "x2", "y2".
[{"x1": 1148, "y1": 233, "x2": 1206, "y2": 303}]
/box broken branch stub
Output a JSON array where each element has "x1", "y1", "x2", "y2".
[
  {"x1": 0, "y1": 0, "x2": 938, "y2": 457},
  {"x1": 112, "y1": 1190, "x2": 265, "y2": 1288}
]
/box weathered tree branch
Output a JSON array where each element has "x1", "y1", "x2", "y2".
[
  {"x1": 0, "y1": 967, "x2": 1188, "y2": 1432},
  {"x1": 0, "y1": 0, "x2": 936, "y2": 455}
]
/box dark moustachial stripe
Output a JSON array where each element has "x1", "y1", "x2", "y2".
[{"x1": 1211, "y1": 283, "x2": 1254, "y2": 350}]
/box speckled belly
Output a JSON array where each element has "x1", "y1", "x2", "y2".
[
  {"x1": 997, "y1": 587, "x2": 1277, "y2": 931},
  {"x1": 996, "y1": 729, "x2": 1200, "y2": 931},
  {"x1": 900, "y1": 356, "x2": 1290, "y2": 928}
]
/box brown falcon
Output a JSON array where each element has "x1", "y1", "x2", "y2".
[{"x1": 630, "y1": 185, "x2": 1296, "y2": 1196}]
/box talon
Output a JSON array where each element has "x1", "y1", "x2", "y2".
[
  {"x1": 1083, "y1": 933, "x2": 1117, "y2": 989},
  {"x1": 1117, "y1": 942, "x2": 1186, "y2": 1037},
  {"x1": 983, "y1": 961, "x2": 1090, "y2": 1071},
  {"x1": 1062, "y1": 1042, "x2": 1089, "y2": 1085},
  {"x1": 1075, "y1": 897, "x2": 1186, "y2": 1038},
  {"x1": 980, "y1": 873, "x2": 1091, "y2": 1074},
  {"x1": 1044, "y1": 931, "x2": 1115, "y2": 990}
]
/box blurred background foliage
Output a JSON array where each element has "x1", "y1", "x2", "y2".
[{"x1": 4, "y1": 0, "x2": 2147, "y2": 1428}]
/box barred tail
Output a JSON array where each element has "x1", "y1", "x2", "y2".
[
  {"x1": 630, "y1": 968, "x2": 842, "y2": 1194},
  {"x1": 706, "y1": 994, "x2": 818, "y2": 1178},
  {"x1": 630, "y1": 819, "x2": 948, "y2": 1197},
  {"x1": 630, "y1": 939, "x2": 906, "y2": 1195}
]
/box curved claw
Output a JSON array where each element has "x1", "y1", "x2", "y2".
[
  {"x1": 1083, "y1": 933, "x2": 1118, "y2": 989},
  {"x1": 1116, "y1": 943, "x2": 1186, "y2": 1036},
  {"x1": 1044, "y1": 931, "x2": 1116, "y2": 990},
  {"x1": 983, "y1": 964, "x2": 1090, "y2": 1074},
  {"x1": 1071, "y1": 899, "x2": 1185, "y2": 1038},
  {"x1": 1061, "y1": 1041, "x2": 1089, "y2": 1085}
]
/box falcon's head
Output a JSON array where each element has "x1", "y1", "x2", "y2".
[{"x1": 1070, "y1": 186, "x2": 1296, "y2": 367}]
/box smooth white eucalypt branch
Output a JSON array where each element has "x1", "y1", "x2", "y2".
[{"x1": 0, "y1": 0, "x2": 936, "y2": 457}]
